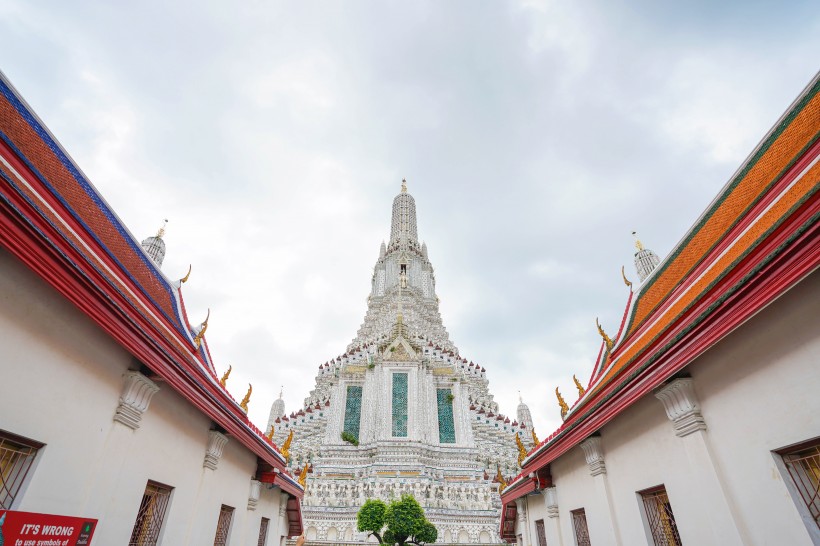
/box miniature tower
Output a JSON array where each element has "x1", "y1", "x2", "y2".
[
  {"x1": 517, "y1": 394, "x2": 534, "y2": 431},
  {"x1": 141, "y1": 220, "x2": 168, "y2": 268},
  {"x1": 633, "y1": 231, "x2": 660, "y2": 282}
]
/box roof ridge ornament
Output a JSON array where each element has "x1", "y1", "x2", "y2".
[
  {"x1": 596, "y1": 318, "x2": 614, "y2": 353},
  {"x1": 194, "y1": 309, "x2": 210, "y2": 348},
  {"x1": 556, "y1": 387, "x2": 569, "y2": 420},
  {"x1": 239, "y1": 383, "x2": 252, "y2": 413},
  {"x1": 219, "y1": 365, "x2": 232, "y2": 387},
  {"x1": 180, "y1": 264, "x2": 192, "y2": 284},
  {"x1": 573, "y1": 374, "x2": 586, "y2": 397},
  {"x1": 621, "y1": 265, "x2": 632, "y2": 288}
]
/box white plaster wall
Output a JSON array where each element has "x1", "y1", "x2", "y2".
[
  {"x1": 518, "y1": 271, "x2": 819, "y2": 546},
  {"x1": 0, "y1": 248, "x2": 289, "y2": 545}
]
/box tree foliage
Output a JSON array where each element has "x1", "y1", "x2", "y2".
[{"x1": 356, "y1": 494, "x2": 438, "y2": 545}]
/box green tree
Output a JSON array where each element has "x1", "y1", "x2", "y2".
[{"x1": 356, "y1": 495, "x2": 438, "y2": 545}]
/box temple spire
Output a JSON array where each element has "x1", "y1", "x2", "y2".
[
  {"x1": 632, "y1": 231, "x2": 660, "y2": 282},
  {"x1": 389, "y1": 179, "x2": 418, "y2": 248},
  {"x1": 141, "y1": 219, "x2": 168, "y2": 268}
]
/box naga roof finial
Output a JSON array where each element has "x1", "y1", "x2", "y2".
[
  {"x1": 496, "y1": 465, "x2": 507, "y2": 494},
  {"x1": 239, "y1": 383, "x2": 252, "y2": 413},
  {"x1": 281, "y1": 429, "x2": 294, "y2": 461},
  {"x1": 621, "y1": 265, "x2": 632, "y2": 288},
  {"x1": 556, "y1": 387, "x2": 569, "y2": 420},
  {"x1": 194, "y1": 309, "x2": 210, "y2": 348},
  {"x1": 596, "y1": 317, "x2": 614, "y2": 353},
  {"x1": 401, "y1": 178, "x2": 407, "y2": 193},
  {"x1": 515, "y1": 432, "x2": 528, "y2": 467},
  {"x1": 180, "y1": 264, "x2": 192, "y2": 284},
  {"x1": 531, "y1": 427, "x2": 539, "y2": 445},
  {"x1": 219, "y1": 365, "x2": 231, "y2": 387},
  {"x1": 298, "y1": 462, "x2": 309, "y2": 487},
  {"x1": 573, "y1": 374, "x2": 586, "y2": 397}
]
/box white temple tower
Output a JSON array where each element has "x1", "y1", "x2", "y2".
[
  {"x1": 141, "y1": 219, "x2": 168, "y2": 268},
  {"x1": 633, "y1": 231, "x2": 660, "y2": 282},
  {"x1": 269, "y1": 182, "x2": 529, "y2": 543}
]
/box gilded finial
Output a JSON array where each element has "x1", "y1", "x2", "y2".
[
  {"x1": 556, "y1": 387, "x2": 569, "y2": 420},
  {"x1": 219, "y1": 365, "x2": 232, "y2": 387},
  {"x1": 193, "y1": 309, "x2": 210, "y2": 348},
  {"x1": 531, "y1": 428, "x2": 539, "y2": 446},
  {"x1": 266, "y1": 426, "x2": 275, "y2": 442},
  {"x1": 573, "y1": 374, "x2": 586, "y2": 397},
  {"x1": 515, "y1": 433, "x2": 528, "y2": 467},
  {"x1": 496, "y1": 465, "x2": 507, "y2": 494},
  {"x1": 621, "y1": 265, "x2": 632, "y2": 288},
  {"x1": 298, "y1": 462, "x2": 309, "y2": 487},
  {"x1": 401, "y1": 178, "x2": 407, "y2": 193},
  {"x1": 596, "y1": 318, "x2": 614, "y2": 352},
  {"x1": 156, "y1": 218, "x2": 168, "y2": 238},
  {"x1": 281, "y1": 429, "x2": 294, "y2": 461},
  {"x1": 180, "y1": 264, "x2": 192, "y2": 284},
  {"x1": 632, "y1": 231, "x2": 645, "y2": 252},
  {"x1": 239, "y1": 383, "x2": 252, "y2": 413}
]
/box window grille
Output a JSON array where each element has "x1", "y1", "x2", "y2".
[
  {"x1": 639, "y1": 486, "x2": 682, "y2": 546},
  {"x1": 571, "y1": 509, "x2": 591, "y2": 546},
  {"x1": 436, "y1": 389, "x2": 456, "y2": 443},
  {"x1": 343, "y1": 385, "x2": 363, "y2": 440},
  {"x1": 213, "y1": 505, "x2": 234, "y2": 546},
  {"x1": 781, "y1": 442, "x2": 820, "y2": 529},
  {"x1": 392, "y1": 373, "x2": 408, "y2": 437},
  {"x1": 535, "y1": 518, "x2": 547, "y2": 546},
  {"x1": 257, "y1": 517, "x2": 270, "y2": 546},
  {"x1": 128, "y1": 481, "x2": 173, "y2": 546},
  {"x1": 0, "y1": 430, "x2": 42, "y2": 509}
]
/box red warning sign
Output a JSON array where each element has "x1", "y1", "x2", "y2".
[{"x1": 0, "y1": 510, "x2": 96, "y2": 546}]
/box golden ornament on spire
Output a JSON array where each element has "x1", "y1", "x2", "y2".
[
  {"x1": 621, "y1": 265, "x2": 632, "y2": 288},
  {"x1": 156, "y1": 218, "x2": 168, "y2": 238},
  {"x1": 573, "y1": 374, "x2": 586, "y2": 397},
  {"x1": 632, "y1": 231, "x2": 645, "y2": 251},
  {"x1": 239, "y1": 383, "x2": 252, "y2": 413},
  {"x1": 596, "y1": 317, "x2": 614, "y2": 352},
  {"x1": 281, "y1": 429, "x2": 294, "y2": 461},
  {"x1": 298, "y1": 462, "x2": 309, "y2": 487},
  {"x1": 401, "y1": 178, "x2": 407, "y2": 193},
  {"x1": 180, "y1": 264, "x2": 192, "y2": 284},
  {"x1": 219, "y1": 365, "x2": 231, "y2": 387},
  {"x1": 515, "y1": 433, "x2": 528, "y2": 467},
  {"x1": 496, "y1": 465, "x2": 507, "y2": 494},
  {"x1": 556, "y1": 387, "x2": 569, "y2": 420},
  {"x1": 531, "y1": 428, "x2": 539, "y2": 446},
  {"x1": 193, "y1": 309, "x2": 210, "y2": 348}
]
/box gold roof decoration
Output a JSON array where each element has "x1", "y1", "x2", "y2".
[
  {"x1": 573, "y1": 374, "x2": 586, "y2": 397},
  {"x1": 266, "y1": 425, "x2": 275, "y2": 442},
  {"x1": 193, "y1": 309, "x2": 210, "y2": 348},
  {"x1": 596, "y1": 317, "x2": 614, "y2": 353},
  {"x1": 281, "y1": 429, "x2": 294, "y2": 461},
  {"x1": 496, "y1": 465, "x2": 507, "y2": 494},
  {"x1": 515, "y1": 433, "x2": 528, "y2": 467},
  {"x1": 180, "y1": 264, "x2": 192, "y2": 284},
  {"x1": 298, "y1": 462, "x2": 309, "y2": 487},
  {"x1": 632, "y1": 230, "x2": 645, "y2": 251},
  {"x1": 621, "y1": 265, "x2": 632, "y2": 288},
  {"x1": 556, "y1": 387, "x2": 569, "y2": 421},
  {"x1": 239, "y1": 383, "x2": 252, "y2": 413},
  {"x1": 219, "y1": 365, "x2": 231, "y2": 388},
  {"x1": 531, "y1": 428, "x2": 539, "y2": 446}
]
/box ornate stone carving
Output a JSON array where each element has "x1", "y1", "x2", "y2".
[
  {"x1": 655, "y1": 378, "x2": 707, "y2": 437},
  {"x1": 203, "y1": 430, "x2": 229, "y2": 470},
  {"x1": 543, "y1": 486, "x2": 559, "y2": 518},
  {"x1": 579, "y1": 436, "x2": 606, "y2": 476},
  {"x1": 248, "y1": 479, "x2": 261, "y2": 510},
  {"x1": 113, "y1": 370, "x2": 160, "y2": 430}
]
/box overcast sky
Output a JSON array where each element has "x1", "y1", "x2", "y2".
[{"x1": 2, "y1": 1, "x2": 818, "y2": 437}]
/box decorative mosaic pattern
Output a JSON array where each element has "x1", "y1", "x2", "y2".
[
  {"x1": 343, "y1": 385, "x2": 362, "y2": 440},
  {"x1": 392, "y1": 373, "x2": 408, "y2": 437},
  {"x1": 437, "y1": 389, "x2": 456, "y2": 444}
]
